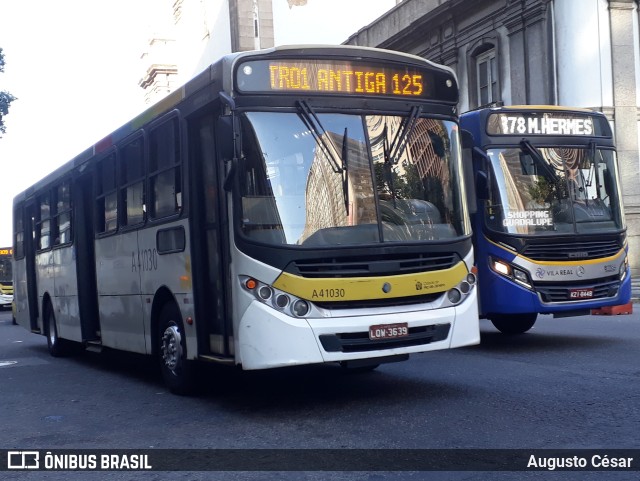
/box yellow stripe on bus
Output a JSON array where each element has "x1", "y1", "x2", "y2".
[
  {"x1": 486, "y1": 236, "x2": 627, "y2": 266},
  {"x1": 272, "y1": 261, "x2": 468, "y2": 302}
]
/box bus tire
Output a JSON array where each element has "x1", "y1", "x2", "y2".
[
  {"x1": 490, "y1": 313, "x2": 537, "y2": 335},
  {"x1": 158, "y1": 303, "x2": 198, "y2": 395},
  {"x1": 45, "y1": 305, "x2": 72, "y2": 357}
]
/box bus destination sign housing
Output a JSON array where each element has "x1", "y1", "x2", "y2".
[
  {"x1": 235, "y1": 58, "x2": 458, "y2": 102},
  {"x1": 486, "y1": 111, "x2": 611, "y2": 137}
]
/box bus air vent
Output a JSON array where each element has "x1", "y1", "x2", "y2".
[
  {"x1": 291, "y1": 253, "x2": 459, "y2": 278},
  {"x1": 522, "y1": 239, "x2": 622, "y2": 261}
]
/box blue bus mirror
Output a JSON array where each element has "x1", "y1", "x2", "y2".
[
  {"x1": 476, "y1": 171, "x2": 489, "y2": 200},
  {"x1": 460, "y1": 129, "x2": 475, "y2": 149}
]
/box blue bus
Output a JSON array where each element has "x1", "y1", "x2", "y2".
[{"x1": 460, "y1": 106, "x2": 631, "y2": 334}]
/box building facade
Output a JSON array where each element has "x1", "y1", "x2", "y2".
[
  {"x1": 139, "y1": 0, "x2": 274, "y2": 105},
  {"x1": 346, "y1": 0, "x2": 640, "y2": 295}
]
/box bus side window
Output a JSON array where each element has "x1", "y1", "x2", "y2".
[
  {"x1": 38, "y1": 193, "x2": 51, "y2": 250},
  {"x1": 149, "y1": 117, "x2": 181, "y2": 219},
  {"x1": 120, "y1": 136, "x2": 145, "y2": 227},
  {"x1": 14, "y1": 204, "x2": 25, "y2": 259},
  {"x1": 54, "y1": 180, "x2": 72, "y2": 245},
  {"x1": 96, "y1": 152, "x2": 118, "y2": 234}
]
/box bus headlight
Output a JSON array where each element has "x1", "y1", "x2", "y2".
[
  {"x1": 620, "y1": 256, "x2": 628, "y2": 281},
  {"x1": 489, "y1": 256, "x2": 532, "y2": 289},
  {"x1": 258, "y1": 285, "x2": 273, "y2": 300},
  {"x1": 291, "y1": 299, "x2": 310, "y2": 317},
  {"x1": 241, "y1": 276, "x2": 314, "y2": 318},
  {"x1": 447, "y1": 288, "x2": 462, "y2": 304},
  {"x1": 491, "y1": 259, "x2": 511, "y2": 276},
  {"x1": 275, "y1": 294, "x2": 290, "y2": 309},
  {"x1": 513, "y1": 268, "x2": 531, "y2": 288},
  {"x1": 443, "y1": 269, "x2": 477, "y2": 307}
]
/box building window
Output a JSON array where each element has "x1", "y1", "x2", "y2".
[{"x1": 476, "y1": 49, "x2": 498, "y2": 106}]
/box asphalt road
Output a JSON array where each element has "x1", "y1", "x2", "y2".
[{"x1": 1, "y1": 306, "x2": 639, "y2": 481}]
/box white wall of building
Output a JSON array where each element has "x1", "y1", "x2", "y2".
[
  {"x1": 554, "y1": 0, "x2": 613, "y2": 108},
  {"x1": 176, "y1": 0, "x2": 233, "y2": 82}
]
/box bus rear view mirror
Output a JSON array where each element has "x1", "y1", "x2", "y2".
[
  {"x1": 475, "y1": 171, "x2": 489, "y2": 200},
  {"x1": 217, "y1": 116, "x2": 238, "y2": 191},
  {"x1": 216, "y1": 116, "x2": 235, "y2": 161}
]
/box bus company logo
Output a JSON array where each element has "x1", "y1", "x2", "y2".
[
  {"x1": 7, "y1": 451, "x2": 40, "y2": 469},
  {"x1": 535, "y1": 268, "x2": 545, "y2": 279}
]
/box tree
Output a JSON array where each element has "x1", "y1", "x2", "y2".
[{"x1": 0, "y1": 48, "x2": 16, "y2": 137}]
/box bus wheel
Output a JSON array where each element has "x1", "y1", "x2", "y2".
[
  {"x1": 158, "y1": 303, "x2": 197, "y2": 395},
  {"x1": 45, "y1": 306, "x2": 71, "y2": 357},
  {"x1": 490, "y1": 313, "x2": 537, "y2": 335}
]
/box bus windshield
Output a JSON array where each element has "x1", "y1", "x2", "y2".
[
  {"x1": 0, "y1": 255, "x2": 11, "y2": 283},
  {"x1": 238, "y1": 111, "x2": 469, "y2": 246},
  {"x1": 484, "y1": 145, "x2": 624, "y2": 235}
]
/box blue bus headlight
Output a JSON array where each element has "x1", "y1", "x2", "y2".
[
  {"x1": 489, "y1": 256, "x2": 532, "y2": 289},
  {"x1": 513, "y1": 268, "x2": 531, "y2": 287},
  {"x1": 620, "y1": 256, "x2": 628, "y2": 281},
  {"x1": 491, "y1": 259, "x2": 511, "y2": 276}
]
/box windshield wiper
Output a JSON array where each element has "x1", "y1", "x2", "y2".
[
  {"x1": 520, "y1": 139, "x2": 558, "y2": 182},
  {"x1": 296, "y1": 100, "x2": 349, "y2": 214},
  {"x1": 387, "y1": 106, "x2": 422, "y2": 165},
  {"x1": 296, "y1": 100, "x2": 343, "y2": 174},
  {"x1": 341, "y1": 127, "x2": 350, "y2": 214}
]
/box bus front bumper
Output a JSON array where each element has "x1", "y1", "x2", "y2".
[{"x1": 237, "y1": 289, "x2": 479, "y2": 370}]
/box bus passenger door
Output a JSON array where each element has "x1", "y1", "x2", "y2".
[
  {"x1": 188, "y1": 112, "x2": 231, "y2": 358},
  {"x1": 74, "y1": 173, "x2": 100, "y2": 341},
  {"x1": 24, "y1": 202, "x2": 39, "y2": 331}
]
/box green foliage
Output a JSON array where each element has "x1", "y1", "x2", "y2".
[{"x1": 0, "y1": 48, "x2": 16, "y2": 137}]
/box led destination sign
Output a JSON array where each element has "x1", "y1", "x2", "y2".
[
  {"x1": 236, "y1": 59, "x2": 458, "y2": 101},
  {"x1": 487, "y1": 112, "x2": 611, "y2": 137}
]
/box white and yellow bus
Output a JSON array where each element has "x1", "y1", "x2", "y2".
[
  {"x1": 0, "y1": 247, "x2": 12, "y2": 310},
  {"x1": 13, "y1": 46, "x2": 479, "y2": 393}
]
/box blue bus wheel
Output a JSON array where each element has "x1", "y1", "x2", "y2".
[{"x1": 490, "y1": 313, "x2": 537, "y2": 335}]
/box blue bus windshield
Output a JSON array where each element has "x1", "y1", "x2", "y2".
[{"x1": 484, "y1": 146, "x2": 624, "y2": 235}]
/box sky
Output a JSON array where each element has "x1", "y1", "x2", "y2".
[{"x1": 0, "y1": 0, "x2": 397, "y2": 246}]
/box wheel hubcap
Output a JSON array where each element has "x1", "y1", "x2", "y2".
[{"x1": 161, "y1": 325, "x2": 182, "y2": 372}]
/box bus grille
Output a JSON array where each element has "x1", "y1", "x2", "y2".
[
  {"x1": 291, "y1": 253, "x2": 459, "y2": 278},
  {"x1": 319, "y1": 324, "x2": 450, "y2": 353},
  {"x1": 313, "y1": 292, "x2": 443, "y2": 310},
  {"x1": 522, "y1": 239, "x2": 622, "y2": 261},
  {"x1": 536, "y1": 279, "x2": 620, "y2": 303}
]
